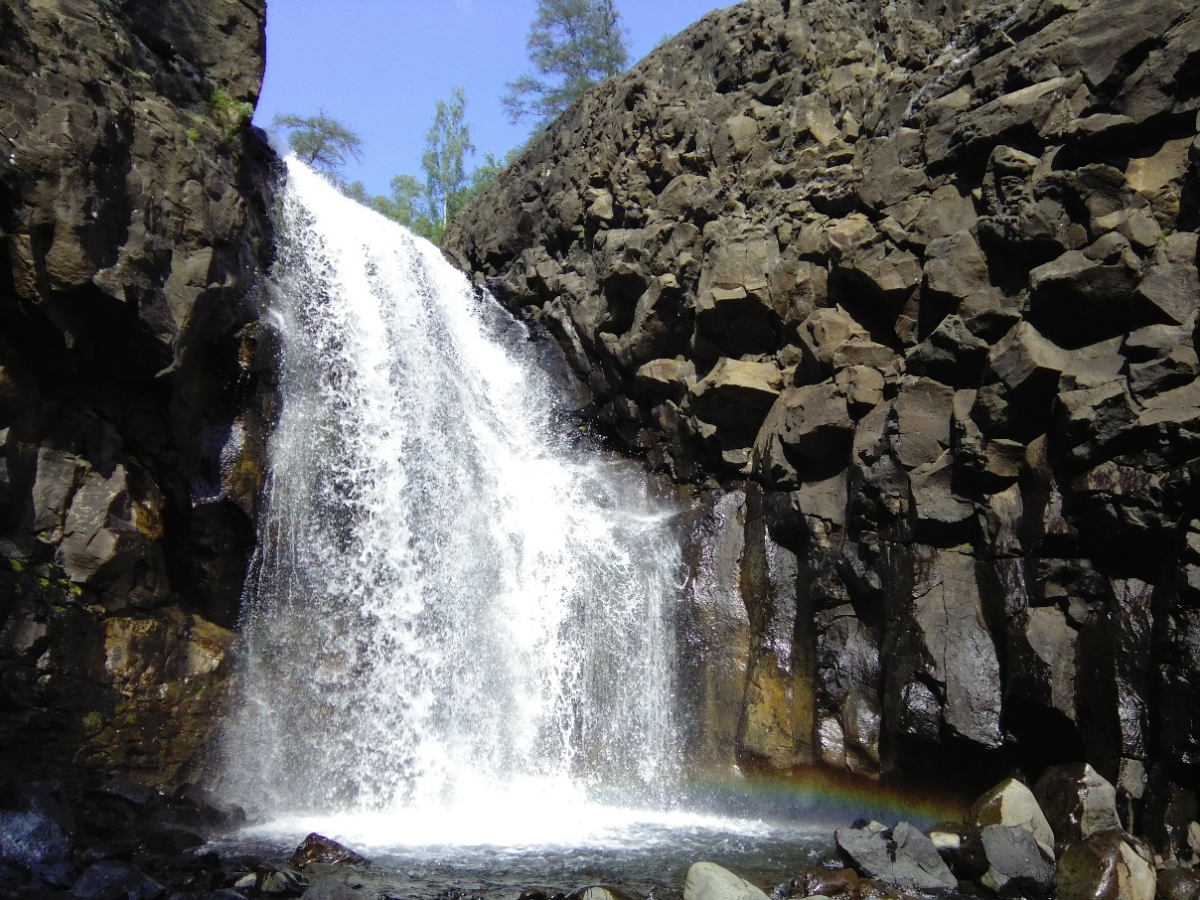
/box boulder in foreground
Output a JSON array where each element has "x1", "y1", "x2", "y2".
[{"x1": 684, "y1": 861, "x2": 770, "y2": 900}]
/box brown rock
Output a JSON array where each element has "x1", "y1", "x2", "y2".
[
  {"x1": 1033, "y1": 764, "x2": 1122, "y2": 851},
  {"x1": 893, "y1": 378, "x2": 955, "y2": 470},
  {"x1": 289, "y1": 833, "x2": 370, "y2": 870},
  {"x1": 754, "y1": 383, "x2": 854, "y2": 482},
  {"x1": 1057, "y1": 831, "x2": 1156, "y2": 900},
  {"x1": 689, "y1": 358, "x2": 783, "y2": 434}
]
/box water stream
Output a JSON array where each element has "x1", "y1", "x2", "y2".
[{"x1": 217, "y1": 160, "x2": 834, "y2": 895}]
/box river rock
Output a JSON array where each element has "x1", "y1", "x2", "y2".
[
  {"x1": 978, "y1": 824, "x2": 1056, "y2": 896},
  {"x1": 778, "y1": 866, "x2": 861, "y2": 898},
  {"x1": 1057, "y1": 831, "x2": 1156, "y2": 900},
  {"x1": 1033, "y1": 764, "x2": 1122, "y2": 850},
  {"x1": 257, "y1": 867, "x2": 310, "y2": 896},
  {"x1": 684, "y1": 862, "x2": 770, "y2": 900},
  {"x1": 967, "y1": 779, "x2": 1056, "y2": 854},
  {"x1": 289, "y1": 833, "x2": 370, "y2": 870},
  {"x1": 71, "y1": 860, "x2": 163, "y2": 900},
  {"x1": 0, "y1": 809, "x2": 73, "y2": 887},
  {"x1": 928, "y1": 821, "x2": 965, "y2": 859},
  {"x1": 1156, "y1": 869, "x2": 1200, "y2": 900},
  {"x1": 836, "y1": 820, "x2": 957, "y2": 891}
]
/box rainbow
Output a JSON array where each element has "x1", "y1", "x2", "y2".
[{"x1": 674, "y1": 767, "x2": 968, "y2": 830}]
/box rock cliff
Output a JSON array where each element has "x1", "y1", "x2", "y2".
[
  {"x1": 0, "y1": 0, "x2": 275, "y2": 787},
  {"x1": 446, "y1": 0, "x2": 1200, "y2": 851}
]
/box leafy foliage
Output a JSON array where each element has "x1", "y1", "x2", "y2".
[
  {"x1": 371, "y1": 173, "x2": 437, "y2": 240},
  {"x1": 273, "y1": 110, "x2": 364, "y2": 180},
  {"x1": 209, "y1": 86, "x2": 254, "y2": 140},
  {"x1": 279, "y1": 92, "x2": 515, "y2": 245},
  {"x1": 463, "y1": 149, "x2": 521, "y2": 207},
  {"x1": 420, "y1": 86, "x2": 476, "y2": 241},
  {"x1": 503, "y1": 0, "x2": 629, "y2": 128},
  {"x1": 358, "y1": 89, "x2": 515, "y2": 244}
]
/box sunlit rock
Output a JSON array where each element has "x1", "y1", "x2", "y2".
[{"x1": 684, "y1": 862, "x2": 770, "y2": 900}]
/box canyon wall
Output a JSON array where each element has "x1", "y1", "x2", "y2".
[
  {"x1": 0, "y1": 0, "x2": 275, "y2": 787},
  {"x1": 446, "y1": 0, "x2": 1200, "y2": 852}
]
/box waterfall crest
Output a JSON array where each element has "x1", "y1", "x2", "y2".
[{"x1": 221, "y1": 160, "x2": 680, "y2": 815}]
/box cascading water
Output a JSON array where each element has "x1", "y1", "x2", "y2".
[{"x1": 220, "y1": 159, "x2": 683, "y2": 827}]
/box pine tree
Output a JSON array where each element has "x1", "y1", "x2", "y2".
[
  {"x1": 272, "y1": 111, "x2": 363, "y2": 180},
  {"x1": 502, "y1": 0, "x2": 629, "y2": 128}
]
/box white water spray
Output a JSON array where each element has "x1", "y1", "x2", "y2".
[{"x1": 221, "y1": 160, "x2": 681, "y2": 821}]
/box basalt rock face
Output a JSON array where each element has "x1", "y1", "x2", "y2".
[
  {"x1": 0, "y1": 0, "x2": 275, "y2": 787},
  {"x1": 446, "y1": 0, "x2": 1200, "y2": 846}
]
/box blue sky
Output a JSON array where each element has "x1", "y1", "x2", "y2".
[{"x1": 256, "y1": 1, "x2": 733, "y2": 196}]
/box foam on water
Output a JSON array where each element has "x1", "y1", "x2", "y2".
[{"x1": 219, "y1": 159, "x2": 682, "y2": 827}]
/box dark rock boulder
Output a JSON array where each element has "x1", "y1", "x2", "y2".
[
  {"x1": 1057, "y1": 831, "x2": 1156, "y2": 900},
  {"x1": 71, "y1": 860, "x2": 163, "y2": 900},
  {"x1": 978, "y1": 824, "x2": 1056, "y2": 896},
  {"x1": 1033, "y1": 764, "x2": 1122, "y2": 851},
  {"x1": 1157, "y1": 869, "x2": 1200, "y2": 900},
  {"x1": 967, "y1": 779, "x2": 1056, "y2": 849},
  {"x1": 836, "y1": 820, "x2": 957, "y2": 891},
  {"x1": 289, "y1": 833, "x2": 370, "y2": 870},
  {"x1": 0, "y1": 808, "x2": 73, "y2": 887},
  {"x1": 777, "y1": 866, "x2": 861, "y2": 898}
]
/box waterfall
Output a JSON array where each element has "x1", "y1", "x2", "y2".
[{"x1": 220, "y1": 159, "x2": 681, "y2": 818}]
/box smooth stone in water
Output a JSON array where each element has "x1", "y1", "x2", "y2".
[
  {"x1": 928, "y1": 821, "x2": 964, "y2": 860},
  {"x1": 685, "y1": 862, "x2": 771, "y2": 900},
  {"x1": 289, "y1": 833, "x2": 370, "y2": 870}
]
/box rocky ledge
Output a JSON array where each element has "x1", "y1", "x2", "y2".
[
  {"x1": 447, "y1": 0, "x2": 1200, "y2": 855},
  {"x1": 0, "y1": 0, "x2": 276, "y2": 787}
]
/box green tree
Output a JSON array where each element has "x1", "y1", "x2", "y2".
[
  {"x1": 272, "y1": 110, "x2": 364, "y2": 180},
  {"x1": 462, "y1": 149, "x2": 521, "y2": 207},
  {"x1": 346, "y1": 90, "x2": 517, "y2": 244},
  {"x1": 503, "y1": 0, "x2": 629, "y2": 128},
  {"x1": 371, "y1": 174, "x2": 437, "y2": 240},
  {"x1": 420, "y1": 86, "x2": 476, "y2": 241}
]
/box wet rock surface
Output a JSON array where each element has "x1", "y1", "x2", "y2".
[
  {"x1": 835, "y1": 820, "x2": 957, "y2": 891},
  {"x1": 1057, "y1": 831, "x2": 1157, "y2": 900},
  {"x1": 685, "y1": 862, "x2": 771, "y2": 900},
  {"x1": 1034, "y1": 764, "x2": 1123, "y2": 851},
  {"x1": 446, "y1": 0, "x2": 1200, "y2": 824},
  {"x1": 0, "y1": 0, "x2": 276, "y2": 787},
  {"x1": 289, "y1": 834, "x2": 370, "y2": 872},
  {"x1": 0, "y1": 777, "x2": 250, "y2": 899}
]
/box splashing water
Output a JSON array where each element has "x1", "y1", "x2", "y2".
[{"x1": 220, "y1": 159, "x2": 682, "y2": 824}]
